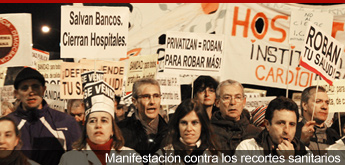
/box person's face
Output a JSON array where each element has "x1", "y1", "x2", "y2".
[
  {"x1": 265, "y1": 109, "x2": 297, "y2": 145},
  {"x1": 302, "y1": 91, "x2": 329, "y2": 124},
  {"x1": 196, "y1": 87, "x2": 216, "y2": 106},
  {"x1": 86, "y1": 112, "x2": 113, "y2": 145},
  {"x1": 216, "y1": 84, "x2": 246, "y2": 121},
  {"x1": 179, "y1": 111, "x2": 202, "y2": 146},
  {"x1": 133, "y1": 84, "x2": 161, "y2": 123},
  {"x1": 70, "y1": 106, "x2": 85, "y2": 122},
  {"x1": 115, "y1": 108, "x2": 125, "y2": 118},
  {"x1": 0, "y1": 120, "x2": 19, "y2": 158},
  {"x1": 14, "y1": 79, "x2": 46, "y2": 110}
]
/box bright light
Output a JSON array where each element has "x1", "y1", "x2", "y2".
[{"x1": 42, "y1": 26, "x2": 50, "y2": 33}]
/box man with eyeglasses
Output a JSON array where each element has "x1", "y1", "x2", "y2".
[
  {"x1": 7, "y1": 67, "x2": 81, "y2": 165},
  {"x1": 211, "y1": 79, "x2": 261, "y2": 156},
  {"x1": 118, "y1": 78, "x2": 168, "y2": 157},
  {"x1": 296, "y1": 86, "x2": 340, "y2": 155}
]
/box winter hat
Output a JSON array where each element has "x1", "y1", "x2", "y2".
[
  {"x1": 251, "y1": 105, "x2": 267, "y2": 127},
  {"x1": 83, "y1": 80, "x2": 115, "y2": 119},
  {"x1": 14, "y1": 67, "x2": 45, "y2": 89}
]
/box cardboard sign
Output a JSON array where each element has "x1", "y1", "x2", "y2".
[
  {"x1": 0, "y1": 67, "x2": 7, "y2": 87},
  {"x1": 81, "y1": 70, "x2": 104, "y2": 89},
  {"x1": 32, "y1": 48, "x2": 49, "y2": 67},
  {"x1": 44, "y1": 83, "x2": 64, "y2": 112},
  {"x1": 0, "y1": 13, "x2": 32, "y2": 67},
  {"x1": 245, "y1": 96, "x2": 276, "y2": 112},
  {"x1": 300, "y1": 24, "x2": 344, "y2": 85},
  {"x1": 79, "y1": 59, "x2": 125, "y2": 95},
  {"x1": 289, "y1": 10, "x2": 333, "y2": 48},
  {"x1": 60, "y1": 62, "x2": 94, "y2": 99},
  {"x1": 313, "y1": 79, "x2": 345, "y2": 113},
  {"x1": 61, "y1": 6, "x2": 129, "y2": 58},
  {"x1": 83, "y1": 80, "x2": 115, "y2": 117},
  {"x1": 37, "y1": 60, "x2": 63, "y2": 85},
  {"x1": 164, "y1": 31, "x2": 224, "y2": 76},
  {"x1": 125, "y1": 54, "x2": 158, "y2": 93},
  {"x1": 156, "y1": 74, "x2": 181, "y2": 105},
  {"x1": 0, "y1": 85, "x2": 15, "y2": 102}
]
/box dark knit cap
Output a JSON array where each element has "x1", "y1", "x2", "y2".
[{"x1": 14, "y1": 67, "x2": 45, "y2": 89}]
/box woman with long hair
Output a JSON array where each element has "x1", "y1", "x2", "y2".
[
  {"x1": 159, "y1": 99, "x2": 219, "y2": 164},
  {"x1": 59, "y1": 99, "x2": 138, "y2": 165}
]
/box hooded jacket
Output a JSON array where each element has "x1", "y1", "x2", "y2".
[
  {"x1": 8, "y1": 100, "x2": 82, "y2": 165},
  {"x1": 211, "y1": 110, "x2": 261, "y2": 156}
]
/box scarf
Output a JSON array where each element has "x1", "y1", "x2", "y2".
[
  {"x1": 0, "y1": 150, "x2": 30, "y2": 165},
  {"x1": 172, "y1": 138, "x2": 207, "y2": 165},
  {"x1": 87, "y1": 138, "x2": 113, "y2": 165},
  {"x1": 254, "y1": 129, "x2": 308, "y2": 158}
]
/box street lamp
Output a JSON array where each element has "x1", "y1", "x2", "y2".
[{"x1": 41, "y1": 25, "x2": 51, "y2": 33}]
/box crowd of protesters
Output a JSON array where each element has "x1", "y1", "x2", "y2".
[{"x1": 0, "y1": 67, "x2": 344, "y2": 165}]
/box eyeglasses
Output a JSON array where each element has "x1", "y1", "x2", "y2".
[
  {"x1": 221, "y1": 95, "x2": 244, "y2": 103},
  {"x1": 137, "y1": 94, "x2": 162, "y2": 101}
]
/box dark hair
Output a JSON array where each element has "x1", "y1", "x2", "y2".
[
  {"x1": 0, "y1": 116, "x2": 23, "y2": 149},
  {"x1": 0, "y1": 117, "x2": 30, "y2": 164},
  {"x1": 265, "y1": 96, "x2": 299, "y2": 124},
  {"x1": 193, "y1": 76, "x2": 218, "y2": 98},
  {"x1": 162, "y1": 99, "x2": 219, "y2": 155},
  {"x1": 73, "y1": 113, "x2": 125, "y2": 151},
  {"x1": 301, "y1": 86, "x2": 326, "y2": 116},
  {"x1": 115, "y1": 95, "x2": 121, "y2": 106}
]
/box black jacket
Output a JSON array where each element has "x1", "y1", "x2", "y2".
[
  {"x1": 117, "y1": 113, "x2": 168, "y2": 156},
  {"x1": 211, "y1": 110, "x2": 261, "y2": 155}
]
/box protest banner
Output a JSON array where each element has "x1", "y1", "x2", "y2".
[
  {"x1": 81, "y1": 70, "x2": 104, "y2": 89},
  {"x1": 37, "y1": 60, "x2": 63, "y2": 85},
  {"x1": 125, "y1": 54, "x2": 158, "y2": 93},
  {"x1": 0, "y1": 67, "x2": 7, "y2": 87},
  {"x1": 0, "y1": 85, "x2": 15, "y2": 102},
  {"x1": 60, "y1": 62, "x2": 94, "y2": 99},
  {"x1": 79, "y1": 59, "x2": 125, "y2": 95},
  {"x1": 0, "y1": 13, "x2": 32, "y2": 67},
  {"x1": 61, "y1": 6, "x2": 129, "y2": 58},
  {"x1": 245, "y1": 96, "x2": 276, "y2": 112},
  {"x1": 83, "y1": 80, "x2": 115, "y2": 117},
  {"x1": 300, "y1": 24, "x2": 344, "y2": 85},
  {"x1": 313, "y1": 79, "x2": 345, "y2": 113},
  {"x1": 125, "y1": 3, "x2": 345, "y2": 91},
  {"x1": 289, "y1": 10, "x2": 333, "y2": 49},
  {"x1": 244, "y1": 88, "x2": 267, "y2": 98},
  {"x1": 164, "y1": 31, "x2": 224, "y2": 76},
  {"x1": 156, "y1": 74, "x2": 181, "y2": 105},
  {"x1": 32, "y1": 48, "x2": 49, "y2": 67},
  {"x1": 44, "y1": 83, "x2": 64, "y2": 112}
]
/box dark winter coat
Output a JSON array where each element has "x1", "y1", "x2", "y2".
[
  {"x1": 211, "y1": 110, "x2": 261, "y2": 156},
  {"x1": 117, "y1": 113, "x2": 168, "y2": 156},
  {"x1": 8, "y1": 100, "x2": 82, "y2": 165}
]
